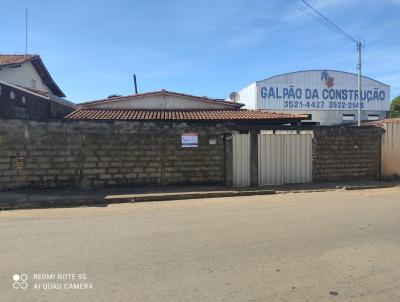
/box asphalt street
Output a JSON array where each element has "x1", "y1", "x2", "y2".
[{"x1": 1, "y1": 187, "x2": 400, "y2": 302}]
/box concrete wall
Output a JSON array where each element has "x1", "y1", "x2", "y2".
[
  {"x1": 381, "y1": 121, "x2": 400, "y2": 178},
  {"x1": 0, "y1": 119, "x2": 383, "y2": 191},
  {"x1": 313, "y1": 127, "x2": 382, "y2": 181},
  {"x1": 0, "y1": 119, "x2": 226, "y2": 191}
]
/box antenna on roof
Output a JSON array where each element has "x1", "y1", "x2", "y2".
[
  {"x1": 229, "y1": 91, "x2": 240, "y2": 103},
  {"x1": 25, "y1": 8, "x2": 28, "y2": 57},
  {"x1": 133, "y1": 74, "x2": 138, "y2": 94}
]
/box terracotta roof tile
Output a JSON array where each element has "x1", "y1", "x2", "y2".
[
  {"x1": 0, "y1": 54, "x2": 35, "y2": 65},
  {"x1": 65, "y1": 109, "x2": 306, "y2": 122}
]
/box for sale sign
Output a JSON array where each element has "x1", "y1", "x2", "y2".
[{"x1": 181, "y1": 133, "x2": 198, "y2": 148}]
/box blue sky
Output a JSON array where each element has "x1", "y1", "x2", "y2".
[{"x1": 1, "y1": 0, "x2": 399, "y2": 103}]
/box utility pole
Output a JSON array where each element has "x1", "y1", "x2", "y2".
[
  {"x1": 357, "y1": 41, "x2": 362, "y2": 126},
  {"x1": 286, "y1": 0, "x2": 365, "y2": 126}
]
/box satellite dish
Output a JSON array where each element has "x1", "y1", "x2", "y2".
[{"x1": 229, "y1": 92, "x2": 240, "y2": 103}]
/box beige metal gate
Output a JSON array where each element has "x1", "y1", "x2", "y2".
[
  {"x1": 232, "y1": 133, "x2": 251, "y2": 187},
  {"x1": 258, "y1": 133, "x2": 312, "y2": 185}
]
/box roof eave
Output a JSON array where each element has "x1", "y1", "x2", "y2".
[
  {"x1": 79, "y1": 90, "x2": 243, "y2": 108},
  {"x1": 30, "y1": 56, "x2": 66, "y2": 97},
  {"x1": 0, "y1": 80, "x2": 50, "y2": 100}
]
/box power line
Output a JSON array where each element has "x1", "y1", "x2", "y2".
[
  {"x1": 284, "y1": 0, "x2": 364, "y2": 126},
  {"x1": 285, "y1": 0, "x2": 358, "y2": 44},
  {"x1": 286, "y1": 0, "x2": 342, "y2": 35},
  {"x1": 299, "y1": 0, "x2": 358, "y2": 43}
]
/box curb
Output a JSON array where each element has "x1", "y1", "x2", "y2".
[
  {"x1": 0, "y1": 197, "x2": 110, "y2": 211},
  {"x1": 343, "y1": 184, "x2": 395, "y2": 190},
  {"x1": 105, "y1": 189, "x2": 277, "y2": 203},
  {"x1": 0, "y1": 190, "x2": 277, "y2": 211},
  {"x1": 276, "y1": 183, "x2": 396, "y2": 194},
  {"x1": 0, "y1": 183, "x2": 396, "y2": 211}
]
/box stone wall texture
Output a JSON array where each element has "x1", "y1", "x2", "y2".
[
  {"x1": 0, "y1": 119, "x2": 226, "y2": 191},
  {"x1": 312, "y1": 127, "x2": 382, "y2": 181},
  {"x1": 0, "y1": 119, "x2": 383, "y2": 191}
]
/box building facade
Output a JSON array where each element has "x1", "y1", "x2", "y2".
[
  {"x1": 0, "y1": 90, "x2": 309, "y2": 191},
  {"x1": 69, "y1": 89, "x2": 304, "y2": 124},
  {"x1": 0, "y1": 88, "x2": 383, "y2": 192},
  {"x1": 0, "y1": 81, "x2": 75, "y2": 119},
  {"x1": 0, "y1": 54, "x2": 75, "y2": 118},
  {"x1": 78, "y1": 89, "x2": 245, "y2": 110},
  {"x1": 235, "y1": 70, "x2": 390, "y2": 125}
]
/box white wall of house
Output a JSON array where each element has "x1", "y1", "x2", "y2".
[
  {"x1": 237, "y1": 83, "x2": 257, "y2": 109},
  {"x1": 87, "y1": 94, "x2": 236, "y2": 110},
  {"x1": 0, "y1": 62, "x2": 51, "y2": 93},
  {"x1": 234, "y1": 71, "x2": 390, "y2": 125},
  {"x1": 266, "y1": 110, "x2": 387, "y2": 126}
]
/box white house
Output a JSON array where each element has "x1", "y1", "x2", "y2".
[
  {"x1": 0, "y1": 54, "x2": 65, "y2": 97},
  {"x1": 79, "y1": 89, "x2": 244, "y2": 110},
  {"x1": 0, "y1": 54, "x2": 75, "y2": 118}
]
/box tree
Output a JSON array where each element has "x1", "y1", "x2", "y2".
[{"x1": 390, "y1": 96, "x2": 400, "y2": 118}]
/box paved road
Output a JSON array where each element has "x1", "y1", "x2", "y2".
[{"x1": 1, "y1": 187, "x2": 400, "y2": 302}]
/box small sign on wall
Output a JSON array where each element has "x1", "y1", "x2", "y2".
[
  {"x1": 181, "y1": 133, "x2": 198, "y2": 148},
  {"x1": 209, "y1": 138, "x2": 216, "y2": 145}
]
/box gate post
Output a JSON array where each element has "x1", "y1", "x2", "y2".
[
  {"x1": 250, "y1": 130, "x2": 259, "y2": 187},
  {"x1": 224, "y1": 133, "x2": 233, "y2": 187}
]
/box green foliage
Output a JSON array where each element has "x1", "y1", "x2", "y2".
[{"x1": 390, "y1": 96, "x2": 400, "y2": 118}]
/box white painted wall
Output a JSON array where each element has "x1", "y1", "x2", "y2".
[
  {"x1": 271, "y1": 109, "x2": 387, "y2": 126},
  {"x1": 235, "y1": 70, "x2": 390, "y2": 125},
  {"x1": 228, "y1": 83, "x2": 256, "y2": 109},
  {"x1": 87, "y1": 94, "x2": 236, "y2": 110},
  {"x1": 256, "y1": 70, "x2": 390, "y2": 112},
  {"x1": 0, "y1": 62, "x2": 51, "y2": 93}
]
